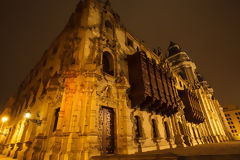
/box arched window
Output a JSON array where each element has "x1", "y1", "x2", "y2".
[
  {"x1": 53, "y1": 108, "x2": 60, "y2": 132},
  {"x1": 152, "y1": 119, "x2": 158, "y2": 138},
  {"x1": 102, "y1": 51, "x2": 114, "y2": 76},
  {"x1": 164, "y1": 121, "x2": 170, "y2": 139},
  {"x1": 134, "y1": 116, "x2": 142, "y2": 138}
]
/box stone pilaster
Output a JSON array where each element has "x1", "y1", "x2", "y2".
[{"x1": 170, "y1": 115, "x2": 186, "y2": 147}]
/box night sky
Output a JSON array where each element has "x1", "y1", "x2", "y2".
[{"x1": 0, "y1": 0, "x2": 240, "y2": 109}]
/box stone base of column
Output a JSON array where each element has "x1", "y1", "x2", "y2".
[
  {"x1": 2, "y1": 144, "x2": 11, "y2": 156},
  {"x1": 60, "y1": 132, "x2": 101, "y2": 160},
  {"x1": 117, "y1": 136, "x2": 135, "y2": 155},
  {"x1": 9, "y1": 143, "x2": 19, "y2": 158},
  {"x1": 196, "y1": 138, "x2": 203, "y2": 145},
  {"x1": 141, "y1": 139, "x2": 157, "y2": 152},
  {"x1": 156, "y1": 138, "x2": 170, "y2": 150},
  {"x1": 0, "y1": 144, "x2": 5, "y2": 153},
  {"x1": 174, "y1": 135, "x2": 187, "y2": 148},
  {"x1": 217, "y1": 135, "x2": 224, "y2": 142},
  {"x1": 168, "y1": 138, "x2": 177, "y2": 149},
  {"x1": 191, "y1": 137, "x2": 198, "y2": 146},
  {"x1": 223, "y1": 135, "x2": 229, "y2": 141},
  {"x1": 17, "y1": 141, "x2": 33, "y2": 160},
  {"x1": 202, "y1": 136, "x2": 209, "y2": 144},
  {"x1": 182, "y1": 135, "x2": 191, "y2": 146},
  {"x1": 211, "y1": 135, "x2": 220, "y2": 143}
]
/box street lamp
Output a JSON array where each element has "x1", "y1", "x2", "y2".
[
  {"x1": 24, "y1": 112, "x2": 42, "y2": 126},
  {"x1": 1, "y1": 117, "x2": 8, "y2": 123},
  {"x1": 0, "y1": 116, "x2": 8, "y2": 136},
  {"x1": 25, "y1": 112, "x2": 31, "y2": 119}
]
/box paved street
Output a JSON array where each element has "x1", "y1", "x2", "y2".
[
  {"x1": 93, "y1": 141, "x2": 240, "y2": 160},
  {"x1": 1, "y1": 141, "x2": 240, "y2": 160}
]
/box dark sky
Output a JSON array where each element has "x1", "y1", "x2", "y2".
[{"x1": 0, "y1": 0, "x2": 240, "y2": 109}]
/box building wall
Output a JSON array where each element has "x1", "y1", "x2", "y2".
[
  {"x1": 224, "y1": 109, "x2": 240, "y2": 140},
  {"x1": 0, "y1": 0, "x2": 230, "y2": 160}
]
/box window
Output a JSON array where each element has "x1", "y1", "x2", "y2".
[
  {"x1": 53, "y1": 108, "x2": 60, "y2": 132},
  {"x1": 134, "y1": 116, "x2": 142, "y2": 138},
  {"x1": 228, "y1": 122, "x2": 230, "y2": 125},
  {"x1": 126, "y1": 38, "x2": 133, "y2": 47},
  {"x1": 237, "y1": 117, "x2": 240, "y2": 119},
  {"x1": 152, "y1": 119, "x2": 158, "y2": 138},
  {"x1": 164, "y1": 122, "x2": 170, "y2": 139},
  {"x1": 102, "y1": 51, "x2": 114, "y2": 76},
  {"x1": 229, "y1": 118, "x2": 232, "y2": 120},
  {"x1": 235, "y1": 113, "x2": 238, "y2": 115}
]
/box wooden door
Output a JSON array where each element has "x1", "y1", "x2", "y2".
[{"x1": 99, "y1": 107, "x2": 115, "y2": 154}]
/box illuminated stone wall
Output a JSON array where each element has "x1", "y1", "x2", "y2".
[{"x1": 0, "y1": 0, "x2": 230, "y2": 160}]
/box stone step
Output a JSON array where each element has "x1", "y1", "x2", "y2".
[
  {"x1": 92, "y1": 154, "x2": 240, "y2": 160},
  {"x1": 179, "y1": 155, "x2": 240, "y2": 160},
  {"x1": 91, "y1": 153, "x2": 178, "y2": 160}
]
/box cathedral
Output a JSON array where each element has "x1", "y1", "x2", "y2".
[{"x1": 0, "y1": 0, "x2": 232, "y2": 160}]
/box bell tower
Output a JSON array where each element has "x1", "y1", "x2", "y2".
[{"x1": 167, "y1": 41, "x2": 198, "y2": 84}]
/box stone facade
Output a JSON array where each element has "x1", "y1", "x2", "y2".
[{"x1": 0, "y1": 0, "x2": 231, "y2": 160}]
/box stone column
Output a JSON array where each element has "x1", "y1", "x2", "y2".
[
  {"x1": 187, "y1": 124, "x2": 198, "y2": 146},
  {"x1": 140, "y1": 113, "x2": 157, "y2": 152},
  {"x1": 157, "y1": 116, "x2": 170, "y2": 150},
  {"x1": 9, "y1": 121, "x2": 26, "y2": 158},
  {"x1": 180, "y1": 116, "x2": 192, "y2": 146},
  {"x1": 13, "y1": 120, "x2": 30, "y2": 159},
  {"x1": 170, "y1": 115, "x2": 186, "y2": 147},
  {"x1": 192, "y1": 125, "x2": 202, "y2": 145},
  {"x1": 199, "y1": 92, "x2": 220, "y2": 143},
  {"x1": 2, "y1": 125, "x2": 16, "y2": 156},
  {"x1": 167, "y1": 118, "x2": 177, "y2": 148},
  {"x1": 196, "y1": 126, "x2": 204, "y2": 144},
  {"x1": 116, "y1": 77, "x2": 135, "y2": 154},
  {"x1": 198, "y1": 124, "x2": 208, "y2": 144}
]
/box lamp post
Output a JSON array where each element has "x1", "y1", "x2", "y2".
[{"x1": 24, "y1": 111, "x2": 42, "y2": 126}]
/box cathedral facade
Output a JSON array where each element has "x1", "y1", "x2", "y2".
[{"x1": 0, "y1": 0, "x2": 231, "y2": 160}]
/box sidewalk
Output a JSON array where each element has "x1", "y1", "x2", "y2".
[
  {"x1": 1, "y1": 141, "x2": 240, "y2": 160},
  {"x1": 0, "y1": 154, "x2": 14, "y2": 160},
  {"x1": 93, "y1": 141, "x2": 240, "y2": 160},
  {"x1": 149, "y1": 140, "x2": 240, "y2": 156}
]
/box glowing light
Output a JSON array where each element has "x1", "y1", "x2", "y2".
[
  {"x1": 2, "y1": 117, "x2": 8, "y2": 123},
  {"x1": 25, "y1": 112, "x2": 31, "y2": 119}
]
